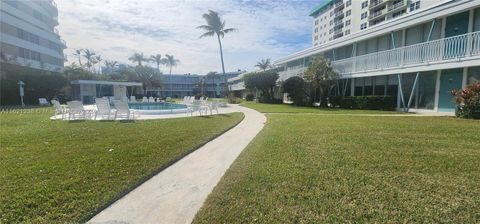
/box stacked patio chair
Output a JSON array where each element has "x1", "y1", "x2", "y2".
[
  {"x1": 51, "y1": 100, "x2": 67, "y2": 119},
  {"x1": 187, "y1": 100, "x2": 208, "y2": 116},
  {"x1": 66, "y1": 101, "x2": 86, "y2": 120},
  {"x1": 130, "y1": 95, "x2": 136, "y2": 102},
  {"x1": 95, "y1": 98, "x2": 116, "y2": 120},
  {"x1": 148, "y1": 96, "x2": 155, "y2": 102},
  {"x1": 142, "y1": 97, "x2": 148, "y2": 103},
  {"x1": 39, "y1": 98, "x2": 50, "y2": 106},
  {"x1": 113, "y1": 100, "x2": 136, "y2": 120}
]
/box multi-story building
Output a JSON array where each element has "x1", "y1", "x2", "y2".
[
  {"x1": 311, "y1": 0, "x2": 439, "y2": 47},
  {"x1": 160, "y1": 71, "x2": 244, "y2": 98},
  {"x1": 0, "y1": 0, "x2": 66, "y2": 71},
  {"x1": 276, "y1": 0, "x2": 480, "y2": 113}
]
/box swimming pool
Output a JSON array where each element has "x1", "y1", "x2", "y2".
[{"x1": 128, "y1": 102, "x2": 188, "y2": 115}]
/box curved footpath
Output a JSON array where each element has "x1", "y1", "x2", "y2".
[{"x1": 89, "y1": 105, "x2": 266, "y2": 224}]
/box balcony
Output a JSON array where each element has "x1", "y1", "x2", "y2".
[
  {"x1": 334, "y1": 20, "x2": 344, "y2": 29},
  {"x1": 388, "y1": 0, "x2": 407, "y2": 12},
  {"x1": 334, "y1": 1, "x2": 345, "y2": 11},
  {"x1": 334, "y1": 12, "x2": 344, "y2": 20},
  {"x1": 369, "y1": 8, "x2": 386, "y2": 20},
  {"x1": 331, "y1": 31, "x2": 480, "y2": 75},
  {"x1": 369, "y1": 0, "x2": 388, "y2": 10}
]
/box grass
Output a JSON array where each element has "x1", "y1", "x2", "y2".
[
  {"x1": 0, "y1": 108, "x2": 243, "y2": 223},
  {"x1": 240, "y1": 101, "x2": 400, "y2": 114},
  {"x1": 194, "y1": 104, "x2": 480, "y2": 223}
]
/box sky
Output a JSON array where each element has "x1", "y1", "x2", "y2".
[{"x1": 56, "y1": 0, "x2": 320, "y2": 75}]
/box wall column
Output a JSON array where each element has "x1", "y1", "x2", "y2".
[{"x1": 434, "y1": 70, "x2": 441, "y2": 112}]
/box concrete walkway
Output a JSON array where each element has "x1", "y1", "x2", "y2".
[{"x1": 88, "y1": 105, "x2": 266, "y2": 224}]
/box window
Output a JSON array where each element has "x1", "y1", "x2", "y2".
[
  {"x1": 324, "y1": 24, "x2": 327, "y2": 28},
  {"x1": 18, "y1": 47, "x2": 41, "y2": 61},
  {"x1": 361, "y1": 1, "x2": 368, "y2": 9},
  {"x1": 410, "y1": 1, "x2": 420, "y2": 12},
  {"x1": 320, "y1": 18, "x2": 323, "y2": 22},
  {"x1": 392, "y1": 10, "x2": 405, "y2": 18},
  {"x1": 361, "y1": 23, "x2": 367, "y2": 30},
  {"x1": 314, "y1": 35, "x2": 318, "y2": 41},
  {"x1": 330, "y1": 11, "x2": 334, "y2": 17},
  {"x1": 315, "y1": 27, "x2": 318, "y2": 33},
  {"x1": 315, "y1": 19, "x2": 319, "y2": 25},
  {"x1": 361, "y1": 12, "x2": 368, "y2": 19},
  {"x1": 346, "y1": 10, "x2": 351, "y2": 17},
  {"x1": 345, "y1": 20, "x2": 351, "y2": 26},
  {"x1": 346, "y1": 0, "x2": 351, "y2": 7},
  {"x1": 329, "y1": 29, "x2": 333, "y2": 34},
  {"x1": 330, "y1": 20, "x2": 334, "y2": 25},
  {"x1": 345, "y1": 29, "x2": 351, "y2": 35}
]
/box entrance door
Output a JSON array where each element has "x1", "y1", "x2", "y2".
[{"x1": 438, "y1": 69, "x2": 463, "y2": 112}]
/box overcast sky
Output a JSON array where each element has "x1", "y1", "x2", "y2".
[{"x1": 56, "y1": 0, "x2": 319, "y2": 75}]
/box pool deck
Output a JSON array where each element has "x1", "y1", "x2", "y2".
[
  {"x1": 50, "y1": 104, "x2": 240, "y2": 120},
  {"x1": 88, "y1": 105, "x2": 266, "y2": 224}
]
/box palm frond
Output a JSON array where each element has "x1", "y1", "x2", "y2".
[
  {"x1": 199, "y1": 31, "x2": 215, "y2": 38},
  {"x1": 223, "y1": 28, "x2": 237, "y2": 33}
]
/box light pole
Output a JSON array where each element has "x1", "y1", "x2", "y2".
[{"x1": 17, "y1": 81, "x2": 25, "y2": 107}]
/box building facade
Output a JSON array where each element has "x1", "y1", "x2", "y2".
[
  {"x1": 0, "y1": 0, "x2": 66, "y2": 71},
  {"x1": 160, "y1": 71, "x2": 243, "y2": 98},
  {"x1": 276, "y1": 0, "x2": 480, "y2": 113},
  {"x1": 312, "y1": 0, "x2": 439, "y2": 47}
]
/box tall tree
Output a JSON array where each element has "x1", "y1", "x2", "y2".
[
  {"x1": 243, "y1": 71, "x2": 279, "y2": 102},
  {"x1": 163, "y1": 54, "x2": 178, "y2": 75},
  {"x1": 303, "y1": 56, "x2": 338, "y2": 106},
  {"x1": 150, "y1": 54, "x2": 163, "y2": 73},
  {"x1": 197, "y1": 10, "x2": 237, "y2": 96},
  {"x1": 73, "y1": 49, "x2": 84, "y2": 67},
  {"x1": 255, "y1": 58, "x2": 271, "y2": 71},
  {"x1": 82, "y1": 49, "x2": 97, "y2": 72},
  {"x1": 129, "y1": 52, "x2": 147, "y2": 66}
]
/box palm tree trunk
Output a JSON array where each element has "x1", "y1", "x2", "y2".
[
  {"x1": 217, "y1": 34, "x2": 228, "y2": 97},
  {"x1": 169, "y1": 65, "x2": 172, "y2": 97}
]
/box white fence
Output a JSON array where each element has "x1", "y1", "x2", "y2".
[{"x1": 332, "y1": 31, "x2": 480, "y2": 75}]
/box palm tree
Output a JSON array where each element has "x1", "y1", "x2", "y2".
[
  {"x1": 73, "y1": 49, "x2": 84, "y2": 67},
  {"x1": 163, "y1": 54, "x2": 179, "y2": 97},
  {"x1": 255, "y1": 58, "x2": 271, "y2": 71},
  {"x1": 129, "y1": 52, "x2": 147, "y2": 66},
  {"x1": 197, "y1": 10, "x2": 237, "y2": 96},
  {"x1": 82, "y1": 49, "x2": 98, "y2": 72},
  {"x1": 163, "y1": 54, "x2": 178, "y2": 75},
  {"x1": 150, "y1": 54, "x2": 163, "y2": 73}
]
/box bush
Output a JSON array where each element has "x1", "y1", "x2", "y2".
[
  {"x1": 227, "y1": 93, "x2": 242, "y2": 104},
  {"x1": 1, "y1": 63, "x2": 67, "y2": 106},
  {"x1": 330, "y1": 96, "x2": 396, "y2": 111},
  {"x1": 282, "y1": 76, "x2": 306, "y2": 106},
  {"x1": 451, "y1": 82, "x2": 480, "y2": 119},
  {"x1": 245, "y1": 93, "x2": 254, "y2": 101}
]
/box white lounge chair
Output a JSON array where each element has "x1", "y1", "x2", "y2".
[
  {"x1": 95, "y1": 98, "x2": 116, "y2": 120},
  {"x1": 187, "y1": 100, "x2": 207, "y2": 116},
  {"x1": 130, "y1": 95, "x2": 136, "y2": 102},
  {"x1": 66, "y1": 101, "x2": 86, "y2": 120},
  {"x1": 39, "y1": 98, "x2": 49, "y2": 106},
  {"x1": 183, "y1": 96, "x2": 188, "y2": 104},
  {"x1": 51, "y1": 100, "x2": 67, "y2": 119},
  {"x1": 148, "y1": 96, "x2": 155, "y2": 102},
  {"x1": 113, "y1": 100, "x2": 136, "y2": 120},
  {"x1": 142, "y1": 97, "x2": 148, "y2": 103},
  {"x1": 207, "y1": 101, "x2": 220, "y2": 115}
]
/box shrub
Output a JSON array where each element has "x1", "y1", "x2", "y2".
[
  {"x1": 245, "y1": 93, "x2": 254, "y2": 101},
  {"x1": 227, "y1": 93, "x2": 242, "y2": 104},
  {"x1": 282, "y1": 76, "x2": 306, "y2": 106},
  {"x1": 451, "y1": 82, "x2": 480, "y2": 119},
  {"x1": 1, "y1": 63, "x2": 67, "y2": 106},
  {"x1": 330, "y1": 96, "x2": 396, "y2": 111}
]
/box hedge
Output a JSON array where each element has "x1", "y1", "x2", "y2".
[
  {"x1": 1, "y1": 63, "x2": 67, "y2": 106},
  {"x1": 330, "y1": 96, "x2": 396, "y2": 111}
]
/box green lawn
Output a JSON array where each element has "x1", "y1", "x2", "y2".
[
  {"x1": 0, "y1": 108, "x2": 243, "y2": 223},
  {"x1": 194, "y1": 104, "x2": 480, "y2": 223},
  {"x1": 240, "y1": 101, "x2": 400, "y2": 114}
]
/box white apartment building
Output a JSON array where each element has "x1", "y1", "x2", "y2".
[
  {"x1": 312, "y1": 0, "x2": 439, "y2": 47},
  {"x1": 276, "y1": 0, "x2": 480, "y2": 113},
  {"x1": 0, "y1": 0, "x2": 66, "y2": 71}
]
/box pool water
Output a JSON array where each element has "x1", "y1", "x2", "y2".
[{"x1": 128, "y1": 102, "x2": 187, "y2": 110}]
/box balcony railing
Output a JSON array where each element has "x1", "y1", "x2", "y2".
[
  {"x1": 335, "y1": 1, "x2": 345, "y2": 8},
  {"x1": 388, "y1": 0, "x2": 406, "y2": 11},
  {"x1": 369, "y1": 0, "x2": 386, "y2": 9},
  {"x1": 369, "y1": 9, "x2": 386, "y2": 20},
  {"x1": 331, "y1": 31, "x2": 480, "y2": 75}
]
